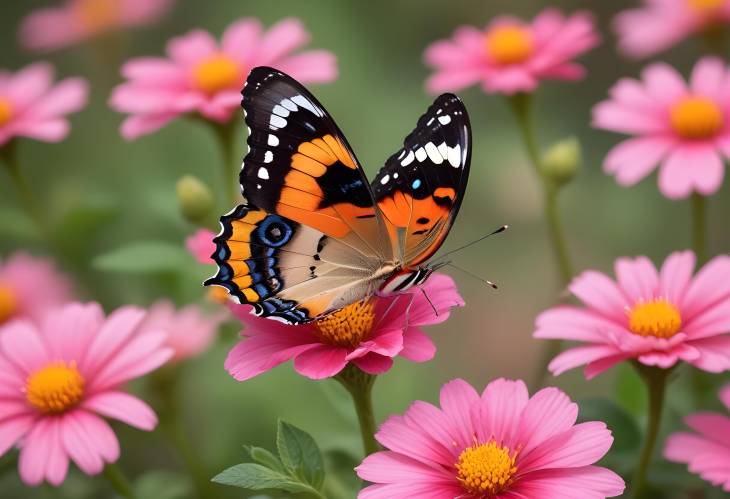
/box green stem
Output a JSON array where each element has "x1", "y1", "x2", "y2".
[
  {"x1": 630, "y1": 364, "x2": 670, "y2": 499},
  {"x1": 209, "y1": 120, "x2": 239, "y2": 206},
  {"x1": 103, "y1": 463, "x2": 137, "y2": 499},
  {"x1": 334, "y1": 365, "x2": 379, "y2": 457},
  {"x1": 1, "y1": 141, "x2": 48, "y2": 236},
  {"x1": 691, "y1": 193, "x2": 707, "y2": 265}
]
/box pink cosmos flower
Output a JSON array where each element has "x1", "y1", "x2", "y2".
[
  {"x1": 0, "y1": 252, "x2": 71, "y2": 327},
  {"x1": 593, "y1": 57, "x2": 730, "y2": 199},
  {"x1": 535, "y1": 251, "x2": 730, "y2": 378},
  {"x1": 356, "y1": 378, "x2": 625, "y2": 498},
  {"x1": 19, "y1": 0, "x2": 174, "y2": 53},
  {"x1": 0, "y1": 63, "x2": 88, "y2": 147},
  {"x1": 142, "y1": 299, "x2": 226, "y2": 362},
  {"x1": 614, "y1": 0, "x2": 730, "y2": 59},
  {"x1": 664, "y1": 384, "x2": 730, "y2": 491},
  {"x1": 186, "y1": 228, "x2": 216, "y2": 265},
  {"x1": 225, "y1": 273, "x2": 463, "y2": 380},
  {"x1": 0, "y1": 302, "x2": 172, "y2": 486},
  {"x1": 109, "y1": 18, "x2": 338, "y2": 140},
  {"x1": 423, "y1": 8, "x2": 599, "y2": 95}
]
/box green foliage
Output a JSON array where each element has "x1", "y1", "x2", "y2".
[
  {"x1": 134, "y1": 470, "x2": 192, "y2": 499},
  {"x1": 92, "y1": 240, "x2": 191, "y2": 274}
]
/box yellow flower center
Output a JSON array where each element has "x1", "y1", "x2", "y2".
[
  {"x1": 0, "y1": 284, "x2": 18, "y2": 324},
  {"x1": 670, "y1": 96, "x2": 723, "y2": 139},
  {"x1": 314, "y1": 300, "x2": 375, "y2": 348},
  {"x1": 26, "y1": 361, "x2": 85, "y2": 414},
  {"x1": 628, "y1": 299, "x2": 683, "y2": 339},
  {"x1": 0, "y1": 98, "x2": 14, "y2": 127},
  {"x1": 687, "y1": 0, "x2": 725, "y2": 13},
  {"x1": 74, "y1": 0, "x2": 119, "y2": 32},
  {"x1": 484, "y1": 26, "x2": 534, "y2": 65},
  {"x1": 456, "y1": 441, "x2": 518, "y2": 496},
  {"x1": 191, "y1": 55, "x2": 243, "y2": 95}
]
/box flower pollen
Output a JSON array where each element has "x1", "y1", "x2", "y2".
[
  {"x1": 670, "y1": 96, "x2": 723, "y2": 139},
  {"x1": 0, "y1": 98, "x2": 13, "y2": 127},
  {"x1": 0, "y1": 284, "x2": 18, "y2": 324},
  {"x1": 314, "y1": 300, "x2": 375, "y2": 348},
  {"x1": 26, "y1": 361, "x2": 85, "y2": 413},
  {"x1": 192, "y1": 55, "x2": 242, "y2": 94},
  {"x1": 456, "y1": 441, "x2": 518, "y2": 496},
  {"x1": 628, "y1": 299, "x2": 683, "y2": 339},
  {"x1": 485, "y1": 26, "x2": 534, "y2": 65}
]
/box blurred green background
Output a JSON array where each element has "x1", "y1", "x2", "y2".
[{"x1": 2, "y1": 0, "x2": 730, "y2": 497}]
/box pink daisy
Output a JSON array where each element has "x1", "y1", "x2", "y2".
[
  {"x1": 0, "y1": 62, "x2": 88, "y2": 147},
  {"x1": 0, "y1": 252, "x2": 71, "y2": 327},
  {"x1": 142, "y1": 299, "x2": 226, "y2": 362},
  {"x1": 0, "y1": 302, "x2": 172, "y2": 486},
  {"x1": 534, "y1": 251, "x2": 730, "y2": 378},
  {"x1": 664, "y1": 384, "x2": 730, "y2": 491},
  {"x1": 225, "y1": 273, "x2": 463, "y2": 380},
  {"x1": 19, "y1": 0, "x2": 174, "y2": 53},
  {"x1": 186, "y1": 228, "x2": 216, "y2": 265},
  {"x1": 423, "y1": 8, "x2": 599, "y2": 95},
  {"x1": 593, "y1": 57, "x2": 730, "y2": 199},
  {"x1": 614, "y1": 0, "x2": 730, "y2": 59},
  {"x1": 109, "y1": 17, "x2": 337, "y2": 140},
  {"x1": 356, "y1": 378, "x2": 625, "y2": 498}
]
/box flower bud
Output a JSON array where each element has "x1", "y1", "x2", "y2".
[
  {"x1": 541, "y1": 137, "x2": 581, "y2": 186},
  {"x1": 176, "y1": 175, "x2": 214, "y2": 224}
]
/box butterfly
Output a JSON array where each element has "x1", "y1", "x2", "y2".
[{"x1": 205, "y1": 66, "x2": 471, "y2": 324}]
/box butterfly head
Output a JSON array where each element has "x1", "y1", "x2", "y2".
[{"x1": 378, "y1": 266, "x2": 434, "y2": 296}]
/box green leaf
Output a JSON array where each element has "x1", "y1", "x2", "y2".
[
  {"x1": 212, "y1": 463, "x2": 323, "y2": 497},
  {"x1": 134, "y1": 470, "x2": 192, "y2": 499},
  {"x1": 277, "y1": 420, "x2": 325, "y2": 491},
  {"x1": 93, "y1": 240, "x2": 190, "y2": 274},
  {"x1": 245, "y1": 445, "x2": 286, "y2": 473},
  {"x1": 577, "y1": 397, "x2": 641, "y2": 454},
  {"x1": 53, "y1": 202, "x2": 118, "y2": 258},
  {"x1": 615, "y1": 363, "x2": 647, "y2": 417}
]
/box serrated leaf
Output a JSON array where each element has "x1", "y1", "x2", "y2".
[
  {"x1": 245, "y1": 445, "x2": 286, "y2": 473},
  {"x1": 93, "y1": 240, "x2": 190, "y2": 274},
  {"x1": 212, "y1": 463, "x2": 323, "y2": 497},
  {"x1": 277, "y1": 421, "x2": 325, "y2": 490}
]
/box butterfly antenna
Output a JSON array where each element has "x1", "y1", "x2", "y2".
[
  {"x1": 433, "y1": 225, "x2": 508, "y2": 263},
  {"x1": 446, "y1": 263, "x2": 499, "y2": 290},
  {"x1": 420, "y1": 287, "x2": 438, "y2": 317}
]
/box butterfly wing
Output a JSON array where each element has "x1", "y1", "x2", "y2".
[{"x1": 371, "y1": 93, "x2": 471, "y2": 266}]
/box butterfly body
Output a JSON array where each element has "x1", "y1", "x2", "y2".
[{"x1": 205, "y1": 67, "x2": 471, "y2": 324}]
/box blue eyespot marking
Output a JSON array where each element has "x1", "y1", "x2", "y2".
[{"x1": 412, "y1": 179, "x2": 422, "y2": 189}]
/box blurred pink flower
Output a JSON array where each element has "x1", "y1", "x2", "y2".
[
  {"x1": 19, "y1": 0, "x2": 174, "y2": 53},
  {"x1": 0, "y1": 302, "x2": 172, "y2": 486},
  {"x1": 423, "y1": 8, "x2": 599, "y2": 95},
  {"x1": 143, "y1": 299, "x2": 226, "y2": 362},
  {"x1": 593, "y1": 57, "x2": 730, "y2": 199},
  {"x1": 0, "y1": 63, "x2": 88, "y2": 146},
  {"x1": 186, "y1": 228, "x2": 215, "y2": 265},
  {"x1": 225, "y1": 273, "x2": 463, "y2": 380},
  {"x1": 0, "y1": 252, "x2": 71, "y2": 326},
  {"x1": 614, "y1": 0, "x2": 730, "y2": 59},
  {"x1": 356, "y1": 378, "x2": 625, "y2": 498},
  {"x1": 535, "y1": 251, "x2": 730, "y2": 378},
  {"x1": 665, "y1": 384, "x2": 730, "y2": 491},
  {"x1": 109, "y1": 18, "x2": 338, "y2": 140}
]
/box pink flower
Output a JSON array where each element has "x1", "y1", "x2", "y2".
[
  {"x1": 0, "y1": 63, "x2": 88, "y2": 147},
  {"x1": 356, "y1": 378, "x2": 625, "y2": 498},
  {"x1": 614, "y1": 0, "x2": 730, "y2": 59},
  {"x1": 19, "y1": 0, "x2": 174, "y2": 53},
  {"x1": 186, "y1": 228, "x2": 215, "y2": 265},
  {"x1": 593, "y1": 57, "x2": 730, "y2": 199},
  {"x1": 0, "y1": 252, "x2": 71, "y2": 326},
  {"x1": 225, "y1": 273, "x2": 463, "y2": 380},
  {"x1": 665, "y1": 384, "x2": 730, "y2": 491},
  {"x1": 535, "y1": 251, "x2": 730, "y2": 378},
  {"x1": 109, "y1": 18, "x2": 338, "y2": 140},
  {"x1": 142, "y1": 300, "x2": 226, "y2": 362},
  {"x1": 0, "y1": 302, "x2": 172, "y2": 486},
  {"x1": 423, "y1": 8, "x2": 599, "y2": 95}
]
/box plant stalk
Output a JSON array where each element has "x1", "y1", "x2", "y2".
[
  {"x1": 691, "y1": 192, "x2": 707, "y2": 265},
  {"x1": 335, "y1": 365, "x2": 380, "y2": 457},
  {"x1": 103, "y1": 463, "x2": 137, "y2": 499}
]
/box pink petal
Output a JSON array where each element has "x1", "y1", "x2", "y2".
[
  {"x1": 642, "y1": 63, "x2": 689, "y2": 106},
  {"x1": 690, "y1": 57, "x2": 728, "y2": 100},
  {"x1": 186, "y1": 229, "x2": 216, "y2": 264},
  {"x1": 356, "y1": 450, "x2": 453, "y2": 484},
  {"x1": 511, "y1": 466, "x2": 625, "y2": 498},
  {"x1": 5, "y1": 63, "x2": 53, "y2": 106},
  {"x1": 0, "y1": 320, "x2": 48, "y2": 375},
  {"x1": 352, "y1": 353, "x2": 394, "y2": 375},
  {"x1": 476, "y1": 378, "x2": 529, "y2": 447},
  {"x1": 614, "y1": 256, "x2": 659, "y2": 303},
  {"x1": 517, "y1": 387, "x2": 579, "y2": 456},
  {"x1": 60, "y1": 412, "x2": 105, "y2": 475},
  {"x1": 256, "y1": 18, "x2": 310, "y2": 64},
  {"x1": 19, "y1": 418, "x2": 68, "y2": 486},
  {"x1": 19, "y1": 9, "x2": 84, "y2": 52},
  {"x1": 683, "y1": 255, "x2": 730, "y2": 321},
  {"x1": 439, "y1": 379, "x2": 479, "y2": 449},
  {"x1": 569, "y1": 270, "x2": 628, "y2": 320},
  {"x1": 82, "y1": 306, "x2": 147, "y2": 375},
  {"x1": 13, "y1": 119, "x2": 70, "y2": 142},
  {"x1": 274, "y1": 51, "x2": 338, "y2": 83},
  {"x1": 83, "y1": 392, "x2": 157, "y2": 431},
  {"x1": 659, "y1": 251, "x2": 696, "y2": 306},
  {"x1": 44, "y1": 302, "x2": 104, "y2": 365},
  {"x1": 120, "y1": 57, "x2": 185, "y2": 85},
  {"x1": 603, "y1": 137, "x2": 674, "y2": 186},
  {"x1": 30, "y1": 77, "x2": 88, "y2": 119},
  {"x1": 375, "y1": 413, "x2": 451, "y2": 466},
  {"x1": 293, "y1": 344, "x2": 348, "y2": 379},
  {"x1": 399, "y1": 327, "x2": 436, "y2": 362},
  {"x1": 0, "y1": 414, "x2": 36, "y2": 456},
  {"x1": 684, "y1": 412, "x2": 730, "y2": 446},
  {"x1": 167, "y1": 29, "x2": 218, "y2": 65},
  {"x1": 425, "y1": 68, "x2": 484, "y2": 94},
  {"x1": 534, "y1": 306, "x2": 623, "y2": 342},
  {"x1": 119, "y1": 112, "x2": 179, "y2": 140},
  {"x1": 406, "y1": 273, "x2": 464, "y2": 326},
  {"x1": 548, "y1": 344, "x2": 620, "y2": 377},
  {"x1": 658, "y1": 145, "x2": 725, "y2": 199},
  {"x1": 221, "y1": 18, "x2": 263, "y2": 61},
  {"x1": 687, "y1": 336, "x2": 730, "y2": 373},
  {"x1": 592, "y1": 100, "x2": 669, "y2": 135}
]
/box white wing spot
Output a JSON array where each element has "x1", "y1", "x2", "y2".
[
  {"x1": 425, "y1": 142, "x2": 444, "y2": 164},
  {"x1": 264, "y1": 151, "x2": 273, "y2": 163},
  {"x1": 258, "y1": 167, "x2": 269, "y2": 179},
  {"x1": 291, "y1": 95, "x2": 320, "y2": 116},
  {"x1": 401, "y1": 150, "x2": 415, "y2": 166},
  {"x1": 438, "y1": 115, "x2": 452, "y2": 125},
  {"x1": 272, "y1": 105, "x2": 290, "y2": 117},
  {"x1": 280, "y1": 98, "x2": 298, "y2": 112},
  {"x1": 447, "y1": 144, "x2": 461, "y2": 168},
  {"x1": 270, "y1": 115, "x2": 287, "y2": 128},
  {"x1": 380, "y1": 174, "x2": 390, "y2": 185},
  {"x1": 438, "y1": 141, "x2": 448, "y2": 158},
  {"x1": 426, "y1": 117, "x2": 435, "y2": 126},
  {"x1": 415, "y1": 147, "x2": 428, "y2": 162},
  {"x1": 267, "y1": 134, "x2": 279, "y2": 147},
  {"x1": 393, "y1": 172, "x2": 399, "y2": 179}
]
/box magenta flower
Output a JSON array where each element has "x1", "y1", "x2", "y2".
[
  {"x1": 19, "y1": 0, "x2": 174, "y2": 53},
  {"x1": 356, "y1": 378, "x2": 625, "y2": 498},
  {"x1": 109, "y1": 18, "x2": 337, "y2": 140},
  {"x1": 593, "y1": 57, "x2": 730, "y2": 199},
  {"x1": 614, "y1": 0, "x2": 730, "y2": 59},
  {"x1": 0, "y1": 302, "x2": 172, "y2": 486},
  {"x1": 186, "y1": 228, "x2": 216, "y2": 265},
  {"x1": 225, "y1": 274, "x2": 463, "y2": 380},
  {"x1": 535, "y1": 251, "x2": 730, "y2": 378},
  {"x1": 0, "y1": 252, "x2": 71, "y2": 326},
  {"x1": 0, "y1": 63, "x2": 88, "y2": 146},
  {"x1": 665, "y1": 384, "x2": 730, "y2": 491},
  {"x1": 423, "y1": 8, "x2": 599, "y2": 95}
]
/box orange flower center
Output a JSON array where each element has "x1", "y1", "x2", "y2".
[
  {"x1": 207, "y1": 286, "x2": 230, "y2": 304},
  {"x1": 74, "y1": 0, "x2": 119, "y2": 32},
  {"x1": 26, "y1": 361, "x2": 85, "y2": 414},
  {"x1": 628, "y1": 299, "x2": 683, "y2": 339},
  {"x1": 670, "y1": 96, "x2": 723, "y2": 139},
  {"x1": 484, "y1": 26, "x2": 534, "y2": 65},
  {"x1": 0, "y1": 98, "x2": 14, "y2": 127},
  {"x1": 191, "y1": 55, "x2": 243, "y2": 94},
  {"x1": 0, "y1": 284, "x2": 18, "y2": 324},
  {"x1": 687, "y1": 0, "x2": 725, "y2": 13},
  {"x1": 456, "y1": 441, "x2": 518, "y2": 495},
  {"x1": 314, "y1": 300, "x2": 375, "y2": 348}
]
